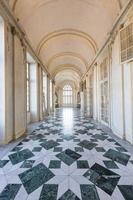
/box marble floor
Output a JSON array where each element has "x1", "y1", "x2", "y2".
[{"x1": 0, "y1": 108, "x2": 133, "y2": 200}]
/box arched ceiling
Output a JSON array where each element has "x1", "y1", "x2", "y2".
[{"x1": 9, "y1": 0, "x2": 128, "y2": 87}]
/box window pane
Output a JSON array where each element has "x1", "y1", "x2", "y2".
[{"x1": 63, "y1": 85, "x2": 73, "y2": 106}]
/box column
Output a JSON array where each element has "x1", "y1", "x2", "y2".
[{"x1": 5, "y1": 23, "x2": 14, "y2": 143}]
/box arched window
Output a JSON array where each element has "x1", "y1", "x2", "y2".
[{"x1": 63, "y1": 85, "x2": 73, "y2": 106}]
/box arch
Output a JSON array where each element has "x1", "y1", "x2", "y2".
[
  {"x1": 37, "y1": 29, "x2": 97, "y2": 54},
  {"x1": 46, "y1": 52, "x2": 88, "y2": 70},
  {"x1": 51, "y1": 64, "x2": 82, "y2": 78}
]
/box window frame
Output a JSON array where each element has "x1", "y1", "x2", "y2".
[
  {"x1": 63, "y1": 85, "x2": 73, "y2": 106},
  {"x1": 26, "y1": 62, "x2": 30, "y2": 112}
]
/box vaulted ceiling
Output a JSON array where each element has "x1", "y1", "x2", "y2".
[{"x1": 9, "y1": 0, "x2": 128, "y2": 88}]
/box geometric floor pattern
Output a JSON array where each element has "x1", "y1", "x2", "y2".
[{"x1": 0, "y1": 108, "x2": 133, "y2": 200}]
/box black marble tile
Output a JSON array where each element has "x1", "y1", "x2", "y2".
[
  {"x1": 118, "y1": 185, "x2": 133, "y2": 200},
  {"x1": 78, "y1": 140, "x2": 97, "y2": 150},
  {"x1": 77, "y1": 160, "x2": 89, "y2": 168},
  {"x1": 40, "y1": 140, "x2": 59, "y2": 150},
  {"x1": 9, "y1": 149, "x2": 34, "y2": 165},
  {"x1": 0, "y1": 160, "x2": 9, "y2": 168},
  {"x1": 0, "y1": 184, "x2": 21, "y2": 200},
  {"x1": 104, "y1": 149, "x2": 130, "y2": 166},
  {"x1": 32, "y1": 147, "x2": 42, "y2": 152},
  {"x1": 54, "y1": 147, "x2": 63, "y2": 152},
  {"x1": 20, "y1": 160, "x2": 35, "y2": 168},
  {"x1": 39, "y1": 184, "x2": 58, "y2": 200},
  {"x1": 84, "y1": 163, "x2": 120, "y2": 195},
  {"x1": 19, "y1": 163, "x2": 54, "y2": 194},
  {"x1": 56, "y1": 149, "x2": 81, "y2": 166},
  {"x1": 80, "y1": 184, "x2": 100, "y2": 200},
  {"x1": 95, "y1": 147, "x2": 106, "y2": 152},
  {"x1": 49, "y1": 160, "x2": 61, "y2": 168},
  {"x1": 103, "y1": 160, "x2": 119, "y2": 169},
  {"x1": 58, "y1": 189, "x2": 80, "y2": 200}
]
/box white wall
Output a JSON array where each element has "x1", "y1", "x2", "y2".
[
  {"x1": 0, "y1": 17, "x2": 5, "y2": 143},
  {"x1": 111, "y1": 35, "x2": 124, "y2": 139},
  {"x1": 5, "y1": 22, "x2": 14, "y2": 142},
  {"x1": 30, "y1": 63, "x2": 39, "y2": 122},
  {"x1": 123, "y1": 61, "x2": 133, "y2": 143},
  {"x1": 14, "y1": 35, "x2": 27, "y2": 139}
]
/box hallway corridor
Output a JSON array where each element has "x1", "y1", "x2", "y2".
[{"x1": 0, "y1": 108, "x2": 133, "y2": 200}]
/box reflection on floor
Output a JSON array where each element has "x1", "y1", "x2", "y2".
[{"x1": 0, "y1": 108, "x2": 133, "y2": 200}]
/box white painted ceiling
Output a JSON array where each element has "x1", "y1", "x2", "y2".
[{"x1": 9, "y1": 0, "x2": 128, "y2": 87}]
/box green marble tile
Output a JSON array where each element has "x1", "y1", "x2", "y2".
[
  {"x1": 116, "y1": 146, "x2": 127, "y2": 152},
  {"x1": 39, "y1": 139, "x2": 47, "y2": 143},
  {"x1": 130, "y1": 160, "x2": 133, "y2": 164},
  {"x1": 0, "y1": 160, "x2": 9, "y2": 168},
  {"x1": 20, "y1": 160, "x2": 35, "y2": 168},
  {"x1": 39, "y1": 184, "x2": 58, "y2": 200},
  {"x1": 80, "y1": 184, "x2": 100, "y2": 200},
  {"x1": 77, "y1": 160, "x2": 89, "y2": 168},
  {"x1": 11, "y1": 147, "x2": 23, "y2": 152},
  {"x1": 58, "y1": 189, "x2": 80, "y2": 200},
  {"x1": 107, "y1": 138, "x2": 115, "y2": 142},
  {"x1": 40, "y1": 140, "x2": 59, "y2": 150},
  {"x1": 23, "y1": 138, "x2": 30, "y2": 142},
  {"x1": 84, "y1": 163, "x2": 120, "y2": 195},
  {"x1": 30, "y1": 134, "x2": 44, "y2": 141},
  {"x1": 93, "y1": 134, "x2": 107, "y2": 141},
  {"x1": 32, "y1": 147, "x2": 42, "y2": 152},
  {"x1": 54, "y1": 147, "x2": 62, "y2": 152},
  {"x1": 75, "y1": 147, "x2": 84, "y2": 152},
  {"x1": 49, "y1": 160, "x2": 61, "y2": 168},
  {"x1": 56, "y1": 149, "x2": 81, "y2": 166},
  {"x1": 95, "y1": 147, "x2": 106, "y2": 152},
  {"x1": 56, "y1": 139, "x2": 63, "y2": 142},
  {"x1": 62, "y1": 135, "x2": 75, "y2": 141},
  {"x1": 9, "y1": 149, "x2": 34, "y2": 165},
  {"x1": 118, "y1": 185, "x2": 133, "y2": 200},
  {"x1": 73, "y1": 139, "x2": 80, "y2": 142},
  {"x1": 19, "y1": 163, "x2": 54, "y2": 194},
  {"x1": 78, "y1": 140, "x2": 97, "y2": 150},
  {"x1": 104, "y1": 149, "x2": 130, "y2": 166},
  {"x1": 0, "y1": 184, "x2": 21, "y2": 200},
  {"x1": 103, "y1": 160, "x2": 119, "y2": 169}
]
